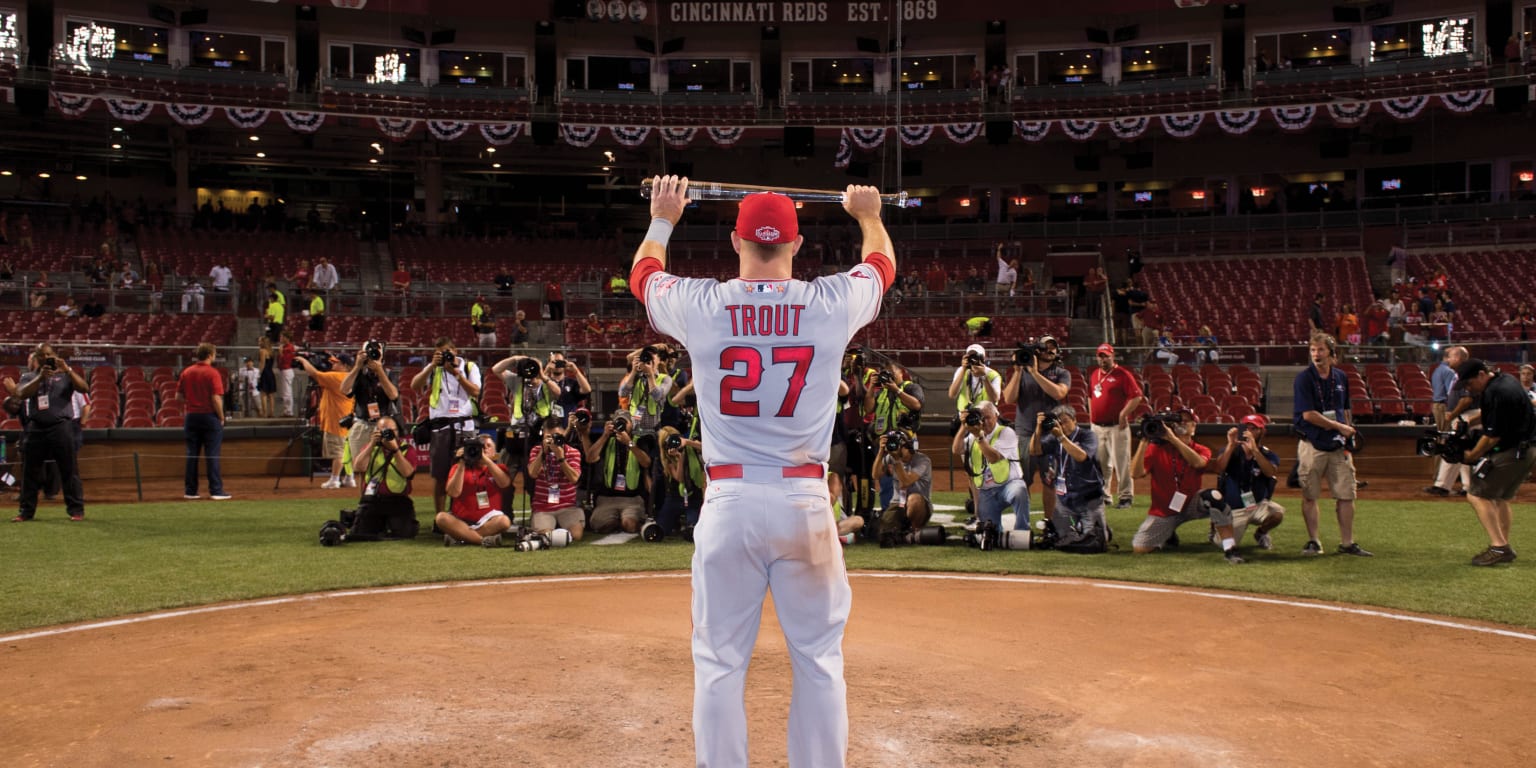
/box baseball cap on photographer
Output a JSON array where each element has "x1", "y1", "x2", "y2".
[
  {"x1": 1037, "y1": 335, "x2": 1059, "y2": 348},
  {"x1": 1240, "y1": 413, "x2": 1268, "y2": 430},
  {"x1": 735, "y1": 192, "x2": 799, "y2": 244},
  {"x1": 1096, "y1": 343, "x2": 1115, "y2": 356},
  {"x1": 965, "y1": 343, "x2": 986, "y2": 357}
]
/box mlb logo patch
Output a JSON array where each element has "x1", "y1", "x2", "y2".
[
  {"x1": 742, "y1": 282, "x2": 786, "y2": 294},
  {"x1": 754, "y1": 225, "x2": 782, "y2": 242}
]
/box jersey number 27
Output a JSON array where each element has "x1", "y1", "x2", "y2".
[{"x1": 719, "y1": 345, "x2": 814, "y2": 418}]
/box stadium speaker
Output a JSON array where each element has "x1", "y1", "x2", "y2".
[
  {"x1": 552, "y1": 0, "x2": 584, "y2": 20},
  {"x1": 986, "y1": 119, "x2": 1012, "y2": 145},
  {"x1": 1112, "y1": 25, "x2": 1139, "y2": 43},
  {"x1": 1085, "y1": 27, "x2": 1110, "y2": 45},
  {"x1": 430, "y1": 29, "x2": 456, "y2": 46},
  {"x1": 532, "y1": 119, "x2": 558, "y2": 146},
  {"x1": 855, "y1": 36, "x2": 882, "y2": 53},
  {"x1": 660, "y1": 37, "x2": 685, "y2": 55},
  {"x1": 1319, "y1": 138, "x2": 1350, "y2": 159},
  {"x1": 784, "y1": 126, "x2": 814, "y2": 157},
  {"x1": 667, "y1": 161, "x2": 693, "y2": 177},
  {"x1": 634, "y1": 36, "x2": 656, "y2": 54},
  {"x1": 15, "y1": 86, "x2": 47, "y2": 117},
  {"x1": 846, "y1": 161, "x2": 871, "y2": 178},
  {"x1": 1363, "y1": 2, "x2": 1393, "y2": 21},
  {"x1": 1332, "y1": 6, "x2": 1362, "y2": 23},
  {"x1": 179, "y1": 8, "x2": 208, "y2": 26},
  {"x1": 1124, "y1": 151, "x2": 1153, "y2": 170},
  {"x1": 1074, "y1": 155, "x2": 1100, "y2": 172},
  {"x1": 1494, "y1": 85, "x2": 1528, "y2": 113},
  {"x1": 401, "y1": 26, "x2": 427, "y2": 45},
  {"x1": 1381, "y1": 136, "x2": 1413, "y2": 155},
  {"x1": 148, "y1": 4, "x2": 176, "y2": 25},
  {"x1": 902, "y1": 159, "x2": 923, "y2": 177}
]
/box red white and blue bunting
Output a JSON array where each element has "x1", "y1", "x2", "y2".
[
  {"x1": 706, "y1": 127, "x2": 744, "y2": 146},
  {"x1": 1439, "y1": 90, "x2": 1488, "y2": 114},
  {"x1": 166, "y1": 103, "x2": 213, "y2": 126},
  {"x1": 280, "y1": 110, "x2": 324, "y2": 133},
  {"x1": 848, "y1": 127, "x2": 886, "y2": 149},
  {"x1": 1061, "y1": 119, "x2": 1100, "y2": 141},
  {"x1": 561, "y1": 124, "x2": 600, "y2": 147},
  {"x1": 479, "y1": 122, "x2": 524, "y2": 146},
  {"x1": 1214, "y1": 109, "x2": 1260, "y2": 134},
  {"x1": 377, "y1": 117, "x2": 418, "y2": 140},
  {"x1": 105, "y1": 98, "x2": 153, "y2": 122},
  {"x1": 943, "y1": 122, "x2": 982, "y2": 144},
  {"x1": 226, "y1": 107, "x2": 269, "y2": 130},
  {"x1": 834, "y1": 129, "x2": 851, "y2": 169},
  {"x1": 1271, "y1": 105, "x2": 1315, "y2": 131},
  {"x1": 1382, "y1": 95, "x2": 1430, "y2": 121},
  {"x1": 1015, "y1": 120, "x2": 1051, "y2": 142},
  {"x1": 1326, "y1": 101, "x2": 1371, "y2": 125},
  {"x1": 1110, "y1": 116, "x2": 1149, "y2": 140},
  {"x1": 426, "y1": 120, "x2": 469, "y2": 142},
  {"x1": 52, "y1": 93, "x2": 94, "y2": 118},
  {"x1": 1160, "y1": 112, "x2": 1204, "y2": 138},
  {"x1": 610, "y1": 125, "x2": 651, "y2": 147},
  {"x1": 660, "y1": 127, "x2": 697, "y2": 148},
  {"x1": 898, "y1": 124, "x2": 934, "y2": 146}
]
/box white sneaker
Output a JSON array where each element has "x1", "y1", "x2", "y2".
[
  {"x1": 320, "y1": 478, "x2": 341, "y2": 489},
  {"x1": 342, "y1": 476, "x2": 357, "y2": 488},
  {"x1": 183, "y1": 494, "x2": 201, "y2": 500},
  {"x1": 211, "y1": 494, "x2": 232, "y2": 501}
]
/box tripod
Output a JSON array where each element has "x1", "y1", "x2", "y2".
[{"x1": 274, "y1": 423, "x2": 324, "y2": 491}]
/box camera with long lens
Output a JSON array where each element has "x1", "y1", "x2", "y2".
[
  {"x1": 963, "y1": 407, "x2": 983, "y2": 428},
  {"x1": 318, "y1": 520, "x2": 348, "y2": 547},
  {"x1": 516, "y1": 358, "x2": 541, "y2": 381},
  {"x1": 364, "y1": 339, "x2": 384, "y2": 361},
  {"x1": 460, "y1": 434, "x2": 484, "y2": 464},
  {"x1": 963, "y1": 518, "x2": 1031, "y2": 551},
  {"x1": 1138, "y1": 412, "x2": 1183, "y2": 444},
  {"x1": 664, "y1": 433, "x2": 684, "y2": 452},
  {"x1": 515, "y1": 531, "x2": 552, "y2": 552},
  {"x1": 882, "y1": 430, "x2": 909, "y2": 454},
  {"x1": 1012, "y1": 341, "x2": 1045, "y2": 368},
  {"x1": 640, "y1": 518, "x2": 665, "y2": 542},
  {"x1": 297, "y1": 349, "x2": 332, "y2": 372},
  {"x1": 572, "y1": 408, "x2": 592, "y2": 426},
  {"x1": 1415, "y1": 422, "x2": 1482, "y2": 465}
]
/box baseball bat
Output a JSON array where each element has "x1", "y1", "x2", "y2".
[{"x1": 640, "y1": 178, "x2": 911, "y2": 208}]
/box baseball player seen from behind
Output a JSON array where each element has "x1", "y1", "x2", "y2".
[{"x1": 632, "y1": 176, "x2": 895, "y2": 768}]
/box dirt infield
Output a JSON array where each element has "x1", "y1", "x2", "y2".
[{"x1": 2, "y1": 573, "x2": 1533, "y2": 767}]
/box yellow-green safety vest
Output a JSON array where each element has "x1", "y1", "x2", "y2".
[{"x1": 966, "y1": 425, "x2": 1013, "y2": 489}]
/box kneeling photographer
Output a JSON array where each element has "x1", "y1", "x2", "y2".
[
  {"x1": 328, "y1": 416, "x2": 417, "y2": 542},
  {"x1": 1029, "y1": 406, "x2": 1107, "y2": 553},
  {"x1": 340, "y1": 339, "x2": 400, "y2": 479},
  {"x1": 1130, "y1": 409, "x2": 1244, "y2": 564},
  {"x1": 652, "y1": 425, "x2": 704, "y2": 539},
  {"x1": 871, "y1": 428, "x2": 933, "y2": 547},
  {"x1": 950, "y1": 401, "x2": 1027, "y2": 536},
  {"x1": 530, "y1": 415, "x2": 586, "y2": 541},
  {"x1": 585, "y1": 411, "x2": 652, "y2": 534},
  {"x1": 1208, "y1": 414, "x2": 1285, "y2": 551},
  {"x1": 1452, "y1": 359, "x2": 1536, "y2": 566},
  {"x1": 437, "y1": 433, "x2": 514, "y2": 547}
]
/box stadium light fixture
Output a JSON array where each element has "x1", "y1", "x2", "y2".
[
  {"x1": 1519, "y1": 171, "x2": 1534, "y2": 183},
  {"x1": 249, "y1": 135, "x2": 260, "y2": 142},
  {"x1": 38, "y1": 172, "x2": 50, "y2": 178},
  {"x1": 75, "y1": 175, "x2": 87, "y2": 181},
  {"x1": 256, "y1": 152, "x2": 266, "y2": 158},
  {"x1": 111, "y1": 142, "x2": 122, "y2": 149},
  {"x1": 0, "y1": 170, "x2": 12, "y2": 176}
]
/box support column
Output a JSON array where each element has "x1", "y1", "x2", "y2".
[
  {"x1": 423, "y1": 155, "x2": 443, "y2": 236},
  {"x1": 173, "y1": 133, "x2": 193, "y2": 224}
]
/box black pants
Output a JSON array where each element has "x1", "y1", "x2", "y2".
[
  {"x1": 44, "y1": 421, "x2": 84, "y2": 497},
  {"x1": 19, "y1": 423, "x2": 84, "y2": 519},
  {"x1": 548, "y1": 301, "x2": 565, "y2": 321},
  {"x1": 348, "y1": 495, "x2": 419, "y2": 541}
]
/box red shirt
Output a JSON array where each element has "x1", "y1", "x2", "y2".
[
  {"x1": 1144, "y1": 441, "x2": 1211, "y2": 518},
  {"x1": 178, "y1": 361, "x2": 225, "y2": 414},
  {"x1": 924, "y1": 267, "x2": 948, "y2": 293},
  {"x1": 1089, "y1": 365, "x2": 1144, "y2": 425},
  {"x1": 530, "y1": 444, "x2": 583, "y2": 512},
  {"x1": 448, "y1": 462, "x2": 509, "y2": 523},
  {"x1": 279, "y1": 342, "x2": 296, "y2": 368},
  {"x1": 1137, "y1": 306, "x2": 1163, "y2": 329},
  {"x1": 545, "y1": 282, "x2": 564, "y2": 301},
  {"x1": 392, "y1": 270, "x2": 411, "y2": 290}
]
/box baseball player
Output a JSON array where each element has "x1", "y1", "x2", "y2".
[{"x1": 632, "y1": 176, "x2": 894, "y2": 768}]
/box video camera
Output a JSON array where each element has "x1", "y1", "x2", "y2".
[
  {"x1": 296, "y1": 349, "x2": 332, "y2": 372},
  {"x1": 1012, "y1": 340, "x2": 1047, "y2": 368},
  {"x1": 364, "y1": 339, "x2": 384, "y2": 362},
  {"x1": 460, "y1": 433, "x2": 485, "y2": 464},
  {"x1": 1138, "y1": 412, "x2": 1183, "y2": 444},
  {"x1": 1416, "y1": 422, "x2": 1483, "y2": 465}
]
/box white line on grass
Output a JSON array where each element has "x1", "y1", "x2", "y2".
[{"x1": 3, "y1": 572, "x2": 1534, "y2": 645}]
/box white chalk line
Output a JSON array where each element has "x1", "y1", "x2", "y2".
[{"x1": 2, "y1": 571, "x2": 1534, "y2": 645}]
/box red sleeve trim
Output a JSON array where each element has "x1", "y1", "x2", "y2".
[
  {"x1": 863, "y1": 252, "x2": 895, "y2": 291},
  {"x1": 630, "y1": 257, "x2": 664, "y2": 304}
]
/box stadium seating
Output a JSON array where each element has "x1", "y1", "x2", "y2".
[
  {"x1": 0, "y1": 310, "x2": 237, "y2": 347},
  {"x1": 1405, "y1": 249, "x2": 1536, "y2": 340},
  {"x1": 1138, "y1": 255, "x2": 1374, "y2": 345},
  {"x1": 138, "y1": 230, "x2": 359, "y2": 282}
]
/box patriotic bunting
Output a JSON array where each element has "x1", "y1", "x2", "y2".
[
  {"x1": 660, "y1": 127, "x2": 697, "y2": 147},
  {"x1": 1110, "y1": 116, "x2": 1149, "y2": 139},
  {"x1": 1326, "y1": 101, "x2": 1371, "y2": 125},
  {"x1": 706, "y1": 127, "x2": 744, "y2": 146},
  {"x1": 898, "y1": 124, "x2": 934, "y2": 146},
  {"x1": 943, "y1": 123, "x2": 982, "y2": 144},
  {"x1": 1215, "y1": 109, "x2": 1260, "y2": 134},
  {"x1": 105, "y1": 98, "x2": 153, "y2": 122},
  {"x1": 52, "y1": 93, "x2": 95, "y2": 117},
  {"x1": 426, "y1": 120, "x2": 470, "y2": 141},
  {"x1": 166, "y1": 103, "x2": 213, "y2": 126},
  {"x1": 848, "y1": 127, "x2": 886, "y2": 149},
  {"x1": 610, "y1": 125, "x2": 651, "y2": 147},
  {"x1": 1271, "y1": 105, "x2": 1315, "y2": 131},
  {"x1": 562, "y1": 124, "x2": 600, "y2": 147},
  {"x1": 834, "y1": 129, "x2": 851, "y2": 169},
  {"x1": 1382, "y1": 95, "x2": 1430, "y2": 120},
  {"x1": 479, "y1": 123, "x2": 524, "y2": 145},
  {"x1": 1061, "y1": 119, "x2": 1100, "y2": 141},
  {"x1": 376, "y1": 117, "x2": 418, "y2": 140},
  {"x1": 226, "y1": 107, "x2": 270, "y2": 129},
  {"x1": 1160, "y1": 112, "x2": 1204, "y2": 138},
  {"x1": 280, "y1": 111, "x2": 324, "y2": 133},
  {"x1": 1439, "y1": 90, "x2": 1487, "y2": 114},
  {"x1": 1015, "y1": 120, "x2": 1051, "y2": 142}
]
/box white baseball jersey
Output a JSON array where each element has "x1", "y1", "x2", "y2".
[{"x1": 636, "y1": 255, "x2": 892, "y2": 467}]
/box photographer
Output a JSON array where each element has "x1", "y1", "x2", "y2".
[
  {"x1": 530, "y1": 415, "x2": 585, "y2": 540},
  {"x1": 654, "y1": 425, "x2": 704, "y2": 537},
  {"x1": 1425, "y1": 345, "x2": 1474, "y2": 497},
  {"x1": 1002, "y1": 334, "x2": 1071, "y2": 523},
  {"x1": 438, "y1": 433, "x2": 514, "y2": 547},
  {"x1": 585, "y1": 411, "x2": 653, "y2": 534},
  {"x1": 950, "y1": 401, "x2": 1027, "y2": 534},
  {"x1": 293, "y1": 351, "x2": 357, "y2": 490},
  {"x1": 863, "y1": 360, "x2": 923, "y2": 437},
  {"x1": 491, "y1": 352, "x2": 559, "y2": 489},
  {"x1": 1452, "y1": 359, "x2": 1536, "y2": 566},
  {"x1": 547, "y1": 351, "x2": 593, "y2": 416},
  {"x1": 871, "y1": 429, "x2": 933, "y2": 547},
  {"x1": 1029, "y1": 405, "x2": 1107, "y2": 553},
  {"x1": 12, "y1": 344, "x2": 87, "y2": 522},
  {"x1": 837, "y1": 348, "x2": 879, "y2": 518},
  {"x1": 345, "y1": 416, "x2": 418, "y2": 541},
  {"x1": 1130, "y1": 409, "x2": 1245, "y2": 564},
  {"x1": 948, "y1": 344, "x2": 1002, "y2": 432},
  {"x1": 410, "y1": 338, "x2": 483, "y2": 517},
  {"x1": 1293, "y1": 333, "x2": 1370, "y2": 557},
  {"x1": 1088, "y1": 344, "x2": 1144, "y2": 509},
  {"x1": 1207, "y1": 414, "x2": 1285, "y2": 551},
  {"x1": 470, "y1": 294, "x2": 496, "y2": 349},
  {"x1": 340, "y1": 340, "x2": 400, "y2": 475},
  {"x1": 619, "y1": 345, "x2": 674, "y2": 433}
]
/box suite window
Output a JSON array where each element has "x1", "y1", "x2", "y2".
[
  {"x1": 1254, "y1": 29, "x2": 1351, "y2": 70},
  {"x1": 1041, "y1": 48, "x2": 1103, "y2": 84},
  {"x1": 667, "y1": 58, "x2": 731, "y2": 91},
  {"x1": 188, "y1": 31, "x2": 266, "y2": 71},
  {"x1": 1013, "y1": 53, "x2": 1036, "y2": 86},
  {"x1": 586, "y1": 55, "x2": 652, "y2": 90},
  {"x1": 1371, "y1": 17, "x2": 1474, "y2": 61},
  {"x1": 1120, "y1": 42, "x2": 1189, "y2": 81},
  {"x1": 439, "y1": 50, "x2": 502, "y2": 86},
  {"x1": 505, "y1": 55, "x2": 527, "y2": 88},
  {"x1": 66, "y1": 20, "x2": 168, "y2": 64},
  {"x1": 894, "y1": 54, "x2": 976, "y2": 90},
  {"x1": 352, "y1": 43, "x2": 419, "y2": 83},
  {"x1": 1191, "y1": 43, "x2": 1213, "y2": 77}
]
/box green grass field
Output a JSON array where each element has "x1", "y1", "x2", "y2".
[{"x1": 1, "y1": 491, "x2": 1532, "y2": 634}]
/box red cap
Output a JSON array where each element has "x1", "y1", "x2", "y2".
[
  {"x1": 735, "y1": 193, "x2": 799, "y2": 244},
  {"x1": 1241, "y1": 413, "x2": 1269, "y2": 429},
  {"x1": 1096, "y1": 343, "x2": 1115, "y2": 356}
]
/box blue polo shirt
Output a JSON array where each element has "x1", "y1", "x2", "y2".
[
  {"x1": 1293, "y1": 364, "x2": 1350, "y2": 449},
  {"x1": 1218, "y1": 445, "x2": 1280, "y2": 505},
  {"x1": 1430, "y1": 362, "x2": 1457, "y2": 405},
  {"x1": 1038, "y1": 426, "x2": 1103, "y2": 503}
]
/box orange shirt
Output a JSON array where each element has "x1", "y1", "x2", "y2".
[{"x1": 311, "y1": 370, "x2": 356, "y2": 437}]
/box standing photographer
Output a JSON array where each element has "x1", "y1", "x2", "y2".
[
  {"x1": 492, "y1": 353, "x2": 559, "y2": 490},
  {"x1": 950, "y1": 401, "x2": 1027, "y2": 534},
  {"x1": 410, "y1": 338, "x2": 482, "y2": 517},
  {"x1": 547, "y1": 351, "x2": 593, "y2": 415},
  {"x1": 655, "y1": 425, "x2": 705, "y2": 538},
  {"x1": 1293, "y1": 333, "x2": 1370, "y2": 557},
  {"x1": 1426, "y1": 345, "x2": 1474, "y2": 497},
  {"x1": 438, "y1": 433, "x2": 514, "y2": 547},
  {"x1": 862, "y1": 360, "x2": 923, "y2": 441},
  {"x1": 585, "y1": 412, "x2": 652, "y2": 534},
  {"x1": 947, "y1": 344, "x2": 1002, "y2": 432},
  {"x1": 470, "y1": 294, "x2": 497, "y2": 349},
  {"x1": 1452, "y1": 359, "x2": 1536, "y2": 566},
  {"x1": 340, "y1": 341, "x2": 400, "y2": 477},
  {"x1": 619, "y1": 345, "x2": 674, "y2": 433},
  {"x1": 346, "y1": 415, "x2": 418, "y2": 540},
  {"x1": 1129, "y1": 410, "x2": 1245, "y2": 564},
  {"x1": 293, "y1": 351, "x2": 357, "y2": 490},
  {"x1": 530, "y1": 415, "x2": 585, "y2": 540},
  {"x1": 871, "y1": 429, "x2": 933, "y2": 547},
  {"x1": 12, "y1": 344, "x2": 87, "y2": 522},
  {"x1": 1002, "y1": 334, "x2": 1071, "y2": 524},
  {"x1": 1029, "y1": 405, "x2": 1106, "y2": 553}
]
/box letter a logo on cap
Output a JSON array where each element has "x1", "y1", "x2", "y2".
[{"x1": 754, "y1": 225, "x2": 781, "y2": 242}]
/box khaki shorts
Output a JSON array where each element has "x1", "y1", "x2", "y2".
[
  {"x1": 590, "y1": 495, "x2": 645, "y2": 533},
  {"x1": 1469, "y1": 448, "x2": 1536, "y2": 502},
  {"x1": 347, "y1": 420, "x2": 377, "y2": 466},
  {"x1": 322, "y1": 431, "x2": 346, "y2": 460},
  {"x1": 1231, "y1": 499, "x2": 1284, "y2": 539},
  {"x1": 1297, "y1": 440, "x2": 1357, "y2": 501},
  {"x1": 532, "y1": 506, "x2": 585, "y2": 532}
]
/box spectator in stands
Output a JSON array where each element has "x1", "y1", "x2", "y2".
[
  {"x1": 239, "y1": 357, "x2": 259, "y2": 417},
  {"x1": 1454, "y1": 358, "x2": 1536, "y2": 566},
  {"x1": 529, "y1": 415, "x2": 585, "y2": 541},
  {"x1": 341, "y1": 341, "x2": 401, "y2": 475},
  {"x1": 410, "y1": 338, "x2": 482, "y2": 517},
  {"x1": 994, "y1": 244, "x2": 1018, "y2": 296},
  {"x1": 509, "y1": 310, "x2": 530, "y2": 349},
  {"x1": 1194, "y1": 325, "x2": 1220, "y2": 363},
  {"x1": 1361, "y1": 299, "x2": 1390, "y2": 344},
  {"x1": 1307, "y1": 292, "x2": 1327, "y2": 334},
  {"x1": 256, "y1": 337, "x2": 277, "y2": 419},
  {"x1": 289, "y1": 260, "x2": 311, "y2": 292},
  {"x1": 1089, "y1": 344, "x2": 1143, "y2": 510},
  {"x1": 949, "y1": 343, "x2": 1002, "y2": 434},
  {"x1": 208, "y1": 260, "x2": 233, "y2": 308},
  {"x1": 181, "y1": 279, "x2": 205, "y2": 313},
  {"x1": 1030, "y1": 405, "x2": 1107, "y2": 552},
  {"x1": 951, "y1": 401, "x2": 1026, "y2": 534},
  {"x1": 391, "y1": 264, "x2": 412, "y2": 312},
  {"x1": 1083, "y1": 266, "x2": 1108, "y2": 319},
  {"x1": 305, "y1": 288, "x2": 326, "y2": 339},
  {"x1": 55, "y1": 297, "x2": 79, "y2": 319},
  {"x1": 584, "y1": 312, "x2": 604, "y2": 335},
  {"x1": 146, "y1": 263, "x2": 164, "y2": 313},
  {"x1": 1427, "y1": 299, "x2": 1452, "y2": 343},
  {"x1": 1427, "y1": 268, "x2": 1449, "y2": 292},
  {"x1": 1505, "y1": 35, "x2": 1523, "y2": 73},
  {"x1": 619, "y1": 345, "x2": 674, "y2": 433},
  {"x1": 925, "y1": 263, "x2": 949, "y2": 294},
  {"x1": 278, "y1": 332, "x2": 297, "y2": 418},
  {"x1": 1335, "y1": 304, "x2": 1360, "y2": 346},
  {"x1": 1133, "y1": 298, "x2": 1163, "y2": 348},
  {"x1": 293, "y1": 351, "x2": 357, "y2": 489},
  {"x1": 963, "y1": 316, "x2": 993, "y2": 337},
  {"x1": 264, "y1": 286, "x2": 285, "y2": 343},
  {"x1": 470, "y1": 295, "x2": 497, "y2": 349},
  {"x1": 1153, "y1": 328, "x2": 1180, "y2": 365},
  {"x1": 15, "y1": 213, "x2": 32, "y2": 251},
  {"x1": 177, "y1": 343, "x2": 230, "y2": 503},
  {"x1": 963, "y1": 265, "x2": 985, "y2": 295},
  {"x1": 1505, "y1": 304, "x2": 1535, "y2": 362},
  {"x1": 1294, "y1": 333, "x2": 1370, "y2": 557},
  {"x1": 1208, "y1": 414, "x2": 1285, "y2": 551},
  {"x1": 1386, "y1": 244, "x2": 1409, "y2": 285},
  {"x1": 1399, "y1": 301, "x2": 1428, "y2": 357},
  {"x1": 438, "y1": 432, "x2": 515, "y2": 548},
  {"x1": 1003, "y1": 334, "x2": 1071, "y2": 525},
  {"x1": 80, "y1": 295, "x2": 106, "y2": 318},
  {"x1": 585, "y1": 409, "x2": 652, "y2": 535},
  {"x1": 311, "y1": 256, "x2": 339, "y2": 293},
  {"x1": 117, "y1": 264, "x2": 140, "y2": 290},
  {"x1": 607, "y1": 270, "x2": 629, "y2": 300},
  {"x1": 1426, "y1": 345, "x2": 1473, "y2": 498},
  {"x1": 29, "y1": 271, "x2": 50, "y2": 309},
  {"x1": 545, "y1": 280, "x2": 565, "y2": 321}
]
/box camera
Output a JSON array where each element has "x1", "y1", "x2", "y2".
[
  {"x1": 297, "y1": 349, "x2": 332, "y2": 372},
  {"x1": 962, "y1": 519, "x2": 1032, "y2": 551},
  {"x1": 42, "y1": 356, "x2": 59, "y2": 370},
  {"x1": 1416, "y1": 423, "x2": 1482, "y2": 465},
  {"x1": 882, "y1": 430, "x2": 909, "y2": 454},
  {"x1": 338, "y1": 414, "x2": 356, "y2": 430},
  {"x1": 378, "y1": 427, "x2": 397, "y2": 444},
  {"x1": 876, "y1": 370, "x2": 895, "y2": 387},
  {"x1": 641, "y1": 518, "x2": 665, "y2": 542},
  {"x1": 1012, "y1": 341, "x2": 1045, "y2": 368},
  {"x1": 572, "y1": 408, "x2": 592, "y2": 426},
  {"x1": 964, "y1": 350, "x2": 986, "y2": 368},
  {"x1": 318, "y1": 520, "x2": 348, "y2": 547},
  {"x1": 664, "y1": 433, "x2": 684, "y2": 452},
  {"x1": 364, "y1": 339, "x2": 384, "y2": 361},
  {"x1": 460, "y1": 434, "x2": 484, "y2": 463},
  {"x1": 638, "y1": 345, "x2": 660, "y2": 365},
  {"x1": 438, "y1": 349, "x2": 457, "y2": 368},
  {"x1": 963, "y1": 407, "x2": 983, "y2": 427},
  {"x1": 1039, "y1": 413, "x2": 1059, "y2": 435},
  {"x1": 608, "y1": 412, "x2": 633, "y2": 434},
  {"x1": 516, "y1": 358, "x2": 542, "y2": 381},
  {"x1": 1138, "y1": 412, "x2": 1183, "y2": 444},
  {"x1": 515, "y1": 531, "x2": 552, "y2": 552}
]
